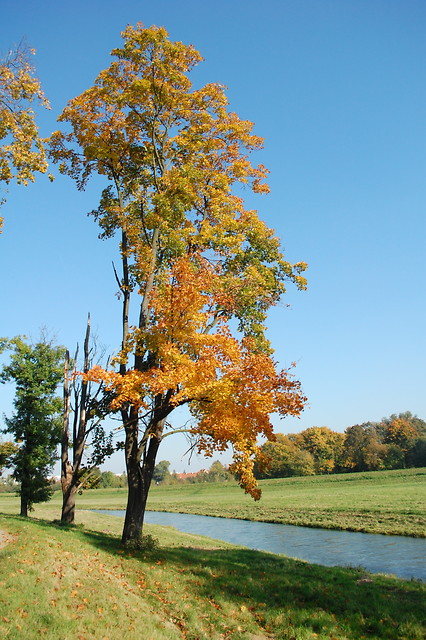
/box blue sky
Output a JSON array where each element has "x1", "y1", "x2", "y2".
[{"x1": 1, "y1": 0, "x2": 425, "y2": 473}]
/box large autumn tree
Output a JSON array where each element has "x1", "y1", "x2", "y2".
[
  {"x1": 0, "y1": 43, "x2": 50, "y2": 230},
  {"x1": 50, "y1": 24, "x2": 307, "y2": 543}
]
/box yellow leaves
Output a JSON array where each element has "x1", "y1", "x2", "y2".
[
  {"x1": 252, "y1": 180, "x2": 270, "y2": 194},
  {"x1": 48, "y1": 23, "x2": 308, "y2": 503},
  {"x1": 229, "y1": 451, "x2": 262, "y2": 501},
  {"x1": 50, "y1": 23, "x2": 276, "y2": 246},
  {"x1": 383, "y1": 417, "x2": 418, "y2": 450},
  {"x1": 0, "y1": 44, "x2": 50, "y2": 214},
  {"x1": 84, "y1": 365, "x2": 149, "y2": 411}
]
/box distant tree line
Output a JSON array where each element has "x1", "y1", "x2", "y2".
[
  {"x1": 2, "y1": 409, "x2": 425, "y2": 498},
  {"x1": 0, "y1": 468, "x2": 128, "y2": 494},
  {"x1": 254, "y1": 412, "x2": 426, "y2": 479},
  {"x1": 152, "y1": 460, "x2": 232, "y2": 485},
  {"x1": 0, "y1": 460, "x2": 230, "y2": 493},
  {"x1": 79, "y1": 469, "x2": 128, "y2": 489}
]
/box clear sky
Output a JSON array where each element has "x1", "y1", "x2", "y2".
[{"x1": 1, "y1": 0, "x2": 425, "y2": 474}]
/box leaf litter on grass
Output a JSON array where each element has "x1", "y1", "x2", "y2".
[{"x1": 0, "y1": 512, "x2": 425, "y2": 640}]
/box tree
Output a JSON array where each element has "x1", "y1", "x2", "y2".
[
  {"x1": 373, "y1": 411, "x2": 426, "y2": 470},
  {"x1": 50, "y1": 24, "x2": 307, "y2": 543},
  {"x1": 0, "y1": 43, "x2": 51, "y2": 230},
  {"x1": 61, "y1": 315, "x2": 114, "y2": 523},
  {"x1": 0, "y1": 336, "x2": 64, "y2": 516},
  {"x1": 382, "y1": 415, "x2": 421, "y2": 457},
  {"x1": 256, "y1": 434, "x2": 315, "y2": 478},
  {"x1": 153, "y1": 460, "x2": 171, "y2": 484},
  {"x1": 0, "y1": 440, "x2": 18, "y2": 475},
  {"x1": 207, "y1": 460, "x2": 231, "y2": 482},
  {"x1": 294, "y1": 427, "x2": 344, "y2": 474},
  {"x1": 379, "y1": 411, "x2": 426, "y2": 437},
  {"x1": 97, "y1": 470, "x2": 127, "y2": 488},
  {"x1": 408, "y1": 437, "x2": 426, "y2": 468},
  {"x1": 342, "y1": 423, "x2": 387, "y2": 472}
]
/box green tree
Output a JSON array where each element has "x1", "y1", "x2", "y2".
[
  {"x1": 408, "y1": 437, "x2": 426, "y2": 467},
  {"x1": 205, "y1": 460, "x2": 232, "y2": 482},
  {"x1": 98, "y1": 470, "x2": 120, "y2": 488},
  {"x1": 153, "y1": 460, "x2": 171, "y2": 484},
  {"x1": 256, "y1": 434, "x2": 315, "y2": 478},
  {"x1": 0, "y1": 336, "x2": 64, "y2": 516}
]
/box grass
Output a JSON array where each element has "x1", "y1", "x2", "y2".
[{"x1": 0, "y1": 507, "x2": 425, "y2": 640}]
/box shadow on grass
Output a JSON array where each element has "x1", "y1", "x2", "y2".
[
  {"x1": 161, "y1": 547, "x2": 425, "y2": 638},
  {"x1": 0, "y1": 511, "x2": 123, "y2": 555},
  {"x1": 2, "y1": 512, "x2": 425, "y2": 639}
]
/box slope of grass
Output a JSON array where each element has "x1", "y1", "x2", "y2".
[{"x1": 0, "y1": 510, "x2": 425, "y2": 640}]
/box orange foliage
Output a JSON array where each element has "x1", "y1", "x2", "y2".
[
  {"x1": 53, "y1": 24, "x2": 307, "y2": 502},
  {"x1": 85, "y1": 253, "x2": 305, "y2": 498}
]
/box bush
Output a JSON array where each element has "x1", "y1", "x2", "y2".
[{"x1": 124, "y1": 533, "x2": 159, "y2": 553}]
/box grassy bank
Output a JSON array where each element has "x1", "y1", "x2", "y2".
[
  {"x1": 0, "y1": 508, "x2": 425, "y2": 640},
  {"x1": 19, "y1": 467, "x2": 423, "y2": 537},
  {"x1": 148, "y1": 467, "x2": 426, "y2": 537},
  {"x1": 2, "y1": 468, "x2": 424, "y2": 537}
]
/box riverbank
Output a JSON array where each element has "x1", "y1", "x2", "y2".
[
  {"x1": 146, "y1": 467, "x2": 426, "y2": 537},
  {"x1": 59, "y1": 467, "x2": 425, "y2": 537},
  {"x1": 0, "y1": 509, "x2": 425, "y2": 639},
  {"x1": 1, "y1": 468, "x2": 423, "y2": 537}
]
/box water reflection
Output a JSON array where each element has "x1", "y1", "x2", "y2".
[{"x1": 96, "y1": 510, "x2": 425, "y2": 581}]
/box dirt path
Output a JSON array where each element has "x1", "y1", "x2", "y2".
[{"x1": 0, "y1": 529, "x2": 15, "y2": 549}]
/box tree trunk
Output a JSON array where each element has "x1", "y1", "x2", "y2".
[
  {"x1": 121, "y1": 415, "x2": 163, "y2": 544},
  {"x1": 20, "y1": 494, "x2": 28, "y2": 517},
  {"x1": 61, "y1": 461, "x2": 76, "y2": 523},
  {"x1": 61, "y1": 349, "x2": 73, "y2": 522},
  {"x1": 121, "y1": 458, "x2": 149, "y2": 544},
  {"x1": 19, "y1": 472, "x2": 30, "y2": 517},
  {"x1": 60, "y1": 317, "x2": 91, "y2": 524}
]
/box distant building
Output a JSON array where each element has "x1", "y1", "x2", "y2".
[{"x1": 175, "y1": 470, "x2": 206, "y2": 480}]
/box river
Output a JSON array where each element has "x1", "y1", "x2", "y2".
[{"x1": 96, "y1": 510, "x2": 426, "y2": 581}]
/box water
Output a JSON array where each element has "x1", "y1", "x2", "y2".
[{"x1": 96, "y1": 510, "x2": 426, "y2": 581}]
